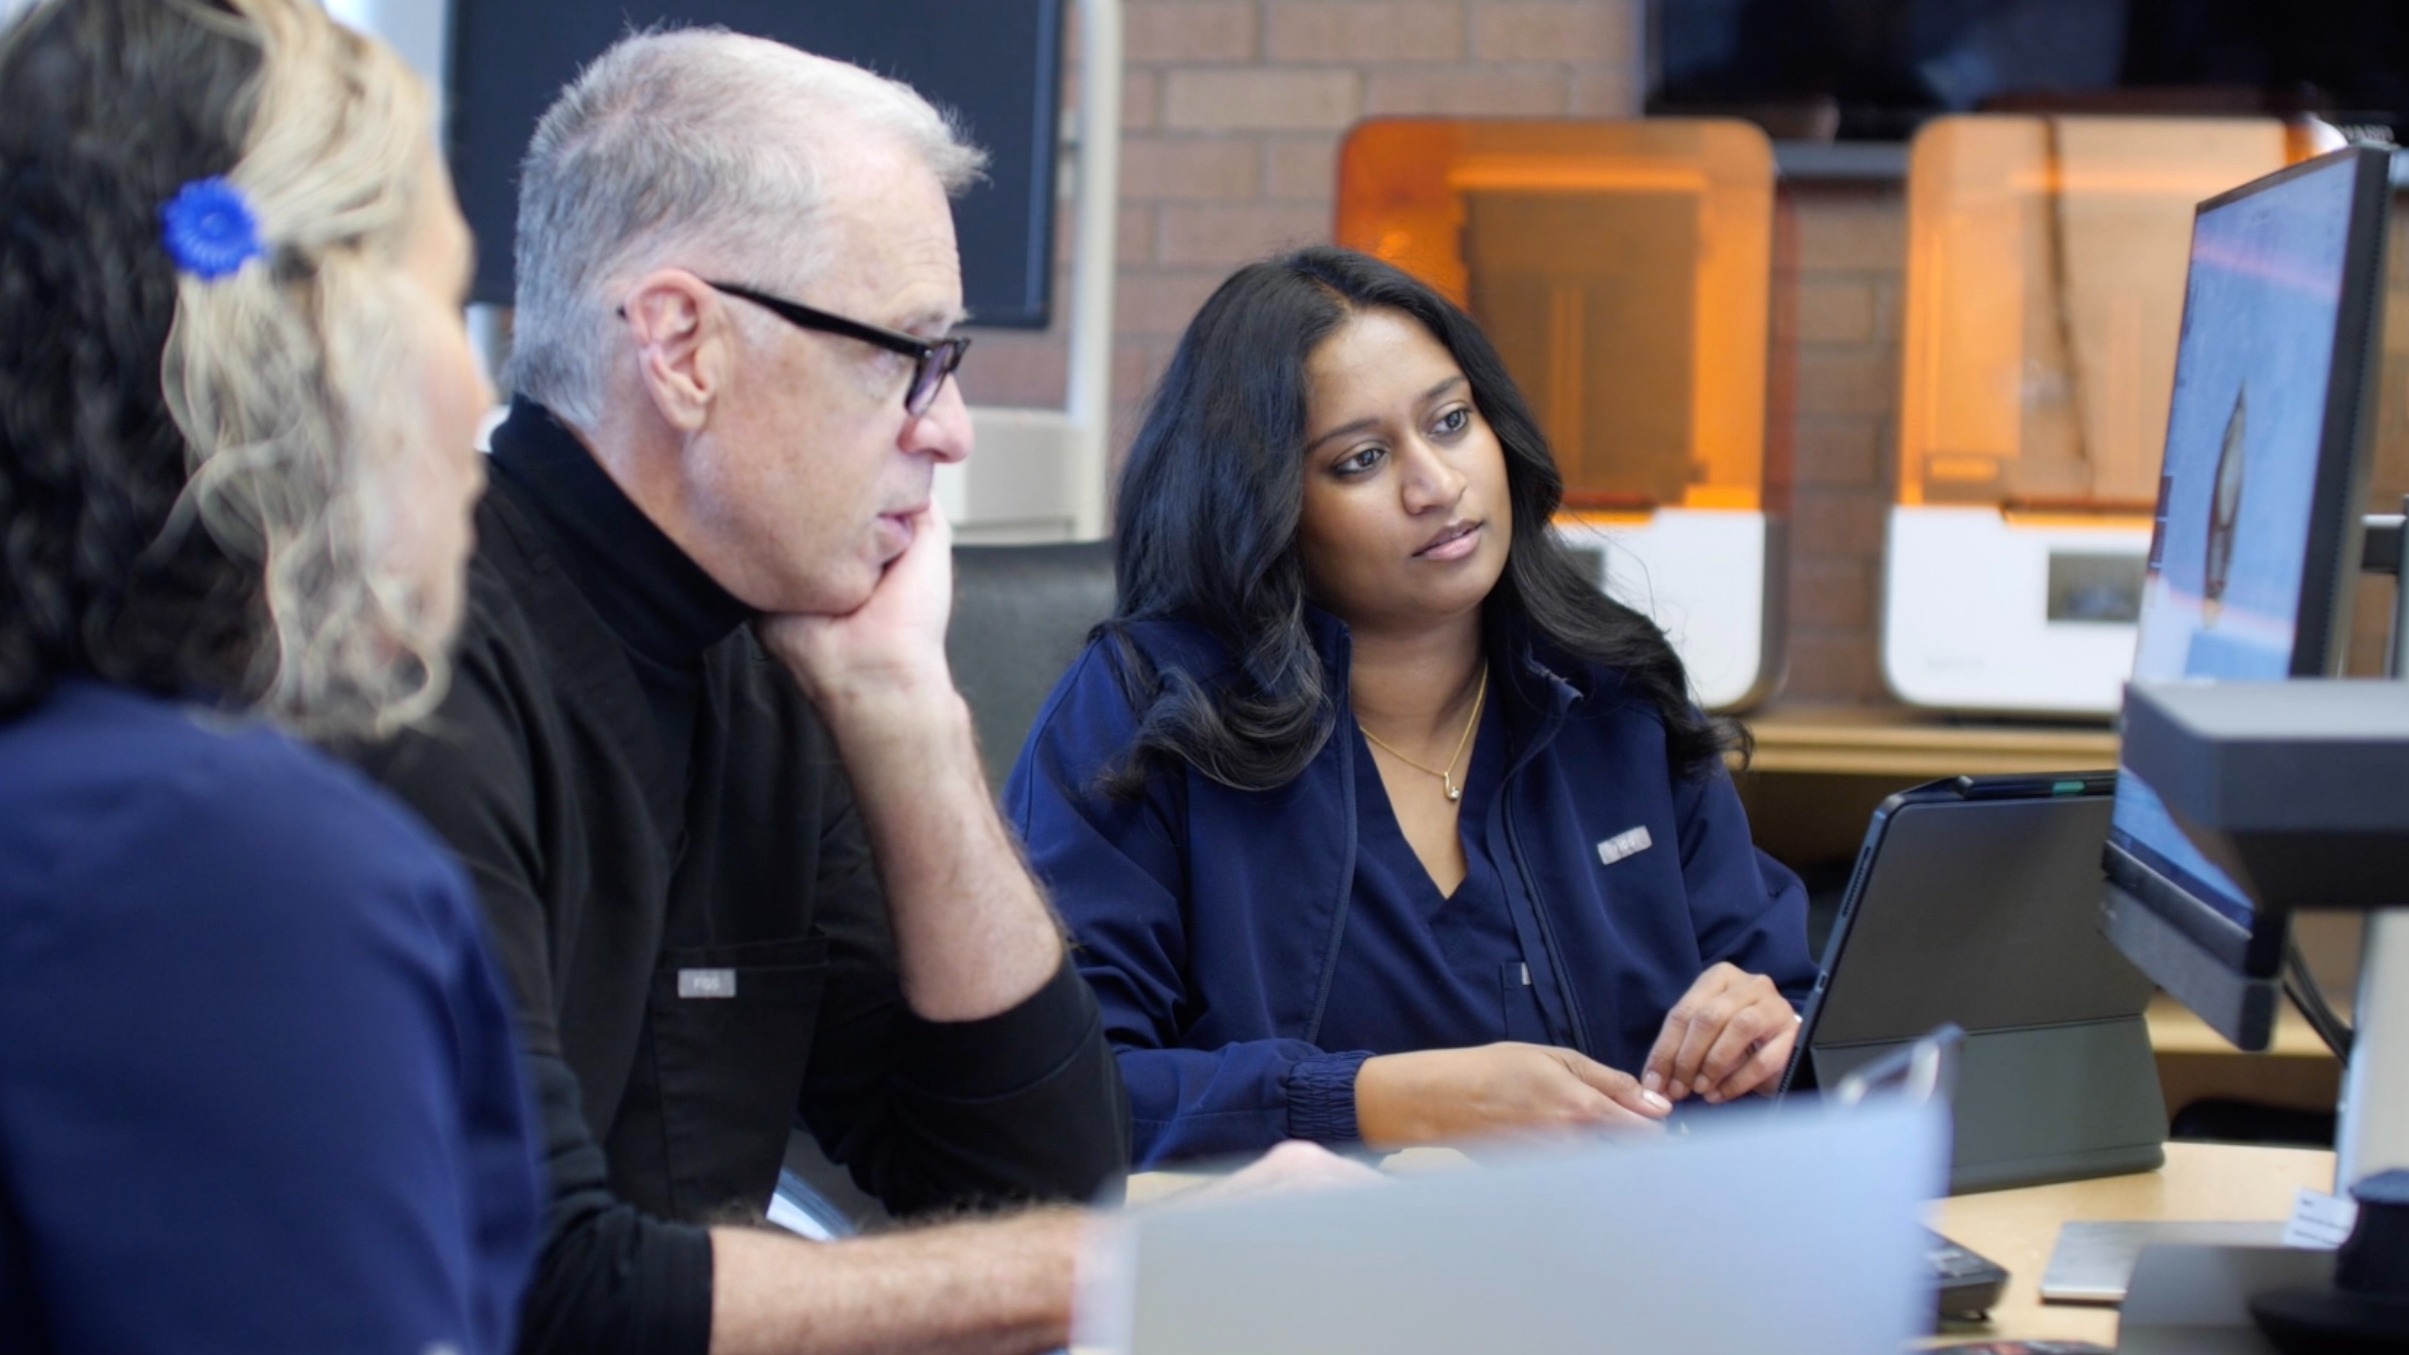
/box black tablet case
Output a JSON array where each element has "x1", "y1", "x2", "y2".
[{"x1": 1782, "y1": 776, "x2": 2167, "y2": 1193}]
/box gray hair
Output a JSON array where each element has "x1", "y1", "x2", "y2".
[{"x1": 507, "y1": 28, "x2": 987, "y2": 428}]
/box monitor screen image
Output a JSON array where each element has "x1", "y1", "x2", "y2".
[{"x1": 2103, "y1": 145, "x2": 2385, "y2": 975}]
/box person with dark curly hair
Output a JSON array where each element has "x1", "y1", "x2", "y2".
[
  {"x1": 0, "y1": 0, "x2": 539, "y2": 1349},
  {"x1": 1008, "y1": 246, "x2": 1818, "y2": 1166}
]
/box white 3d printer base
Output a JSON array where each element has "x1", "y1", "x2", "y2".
[
  {"x1": 1559, "y1": 509, "x2": 1779, "y2": 713},
  {"x1": 1883, "y1": 505, "x2": 2145, "y2": 717}
]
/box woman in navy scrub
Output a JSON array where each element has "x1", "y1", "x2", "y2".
[
  {"x1": 1008, "y1": 247, "x2": 1816, "y2": 1167},
  {"x1": 0, "y1": 1, "x2": 539, "y2": 1350}
]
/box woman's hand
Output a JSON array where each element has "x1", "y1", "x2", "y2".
[
  {"x1": 1353, "y1": 1042, "x2": 1671, "y2": 1151},
  {"x1": 1641, "y1": 963, "x2": 1800, "y2": 1105}
]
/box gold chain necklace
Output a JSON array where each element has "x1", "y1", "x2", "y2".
[{"x1": 1359, "y1": 664, "x2": 1489, "y2": 803}]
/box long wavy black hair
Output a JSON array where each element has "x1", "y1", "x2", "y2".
[
  {"x1": 0, "y1": 1, "x2": 260, "y2": 722},
  {"x1": 1103, "y1": 245, "x2": 1741, "y2": 793},
  {"x1": 1, "y1": 0, "x2": 445, "y2": 735}
]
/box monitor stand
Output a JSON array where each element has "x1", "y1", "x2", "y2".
[
  {"x1": 2114, "y1": 914, "x2": 2409, "y2": 1352},
  {"x1": 2104, "y1": 670, "x2": 2409, "y2": 1350},
  {"x1": 2338, "y1": 912, "x2": 2409, "y2": 1186}
]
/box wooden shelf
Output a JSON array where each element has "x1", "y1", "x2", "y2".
[
  {"x1": 1727, "y1": 704, "x2": 2120, "y2": 866},
  {"x1": 2149, "y1": 993, "x2": 2343, "y2": 1121},
  {"x1": 1736, "y1": 703, "x2": 2120, "y2": 778}
]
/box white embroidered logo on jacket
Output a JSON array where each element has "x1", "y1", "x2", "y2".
[{"x1": 1595, "y1": 826, "x2": 1653, "y2": 866}]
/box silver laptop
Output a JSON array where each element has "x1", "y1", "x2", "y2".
[{"x1": 1076, "y1": 1097, "x2": 1946, "y2": 1355}]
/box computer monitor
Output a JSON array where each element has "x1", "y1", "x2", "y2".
[
  {"x1": 446, "y1": 0, "x2": 1065, "y2": 326},
  {"x1": 2099, "y1": 144, "x2": 2390, "y2": 1052}
]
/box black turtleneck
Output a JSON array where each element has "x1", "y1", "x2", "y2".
[
  {"x1": 486, "y1": 397, "x2": 751, "y2": 828},
  {"x1": 354, "y1": 396, "x2": 1130, "y2": 1355}
]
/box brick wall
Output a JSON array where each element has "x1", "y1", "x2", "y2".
[
  {"x1": 1781, "y1": 184, "x2": 1906, "y2": 705},
  {"x1": 957, "y1": 0, "x2": 1913, "y2": 708},
  {"x1": 958, "y1": 0, "x2": 1647, "y2": 454}
]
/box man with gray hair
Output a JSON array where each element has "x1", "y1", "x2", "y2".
[{"x1": 360, "y1": 29, "x2": 1128, "y2": 1354}]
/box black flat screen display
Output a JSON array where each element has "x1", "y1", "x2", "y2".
[
  {"x1": 447, "y1": 1, "x2": 1063, "y2": 327},
  {"x1": 1653, "y1": 0, "x2": 2409, "y2": 141},
  {"x1": 2104, "y1": 146, "x2": 2386, "y2": 971}
]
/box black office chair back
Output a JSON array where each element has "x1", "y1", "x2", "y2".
[{"x1": 947, "y1": 541, "x2": 1116, "y2": 793}]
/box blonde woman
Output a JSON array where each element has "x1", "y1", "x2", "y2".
[{"x1": 0, "y1": 1, "x2": 538, "y2": 1350}]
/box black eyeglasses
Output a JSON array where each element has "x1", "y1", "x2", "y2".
[{"x1": 706, "y1": 279, "x2": 971, "y2": 418}]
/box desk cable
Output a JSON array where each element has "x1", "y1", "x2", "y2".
[{"x1": 2284, "y1": 934, "x2": 2355, "y2": 1065}]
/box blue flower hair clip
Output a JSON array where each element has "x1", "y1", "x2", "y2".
[{"x1": 160, "y1": 177, "x2": 266, "y2": 281}]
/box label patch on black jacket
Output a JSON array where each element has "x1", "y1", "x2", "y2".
[{"x1": 677, "y1": 968, "x2": 737, "y2": 999}]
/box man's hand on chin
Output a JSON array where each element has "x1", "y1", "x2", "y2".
[
  {"x1": 757, "y1": 503, "x2": 958, "y2": 720},
  {"x1": 754, "y1": 498, "x2": 1056, "y2": 1027}
]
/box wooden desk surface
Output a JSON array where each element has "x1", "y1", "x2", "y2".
[{"x1": 1929, "y1": 1142, "x2": 2334, "y2": 1346}]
